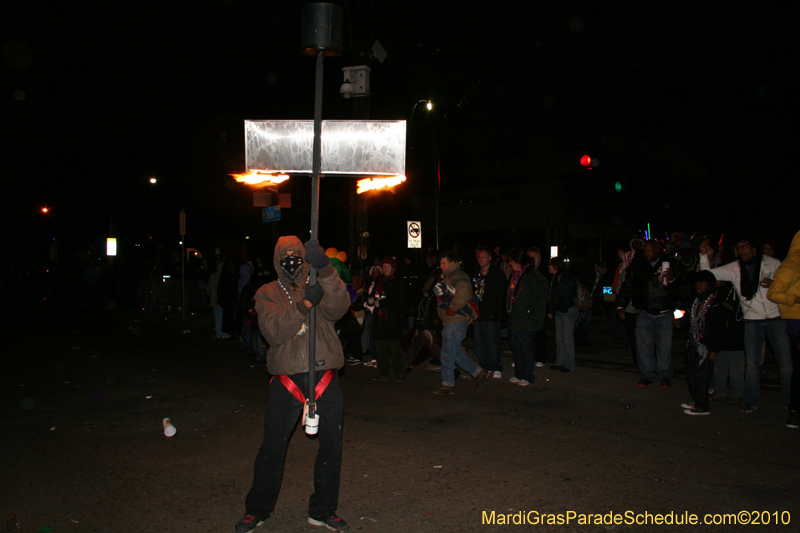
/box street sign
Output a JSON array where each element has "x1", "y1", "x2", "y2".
[
  {"x1": 407, "y1": 220, "x2": 421, "y2": 249},
  {"x1": 262, "y1": 206, "x2": 281, "y2": 222}
]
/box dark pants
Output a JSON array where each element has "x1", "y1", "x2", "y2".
[
  {"x1": 245, "y1": 372, "x2": 343, "y2": 521},
  {"x1": 791, "y1": 333, "x2": 800, "y2": 413},
  {"x1": 534, "y1": 329, "x2": 547, "y2": 364},
  {"x1": 375, "y1": 339, "x2": 406, "y2": 379},
  {"x1": 575, "y1": 309, "x2": 591, "y2": 344},
  {"x1": 473, "y1": 320, "x2": 502, "y2": 372},
  {"x1": 509, "y1": 326, "x2": 537, "y2": 382},
  {"x1": 625, "y1": 312, "x2": 638, "y2": 363},
  {"x1": 686, "y1": 357, "x2": 713, "y2": 411}
]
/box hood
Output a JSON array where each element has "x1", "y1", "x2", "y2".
[
  {"x1": 273, "y1": 236, "x2": 309, "y2": 285},
  {"x1": 787, "y1": 230, "x2": 800, "y2": 264}
]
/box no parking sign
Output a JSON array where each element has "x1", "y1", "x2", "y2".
[{"x1": 407, "y1": 220, "x2": 421, "y2": 249}]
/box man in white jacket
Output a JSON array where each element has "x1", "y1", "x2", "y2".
[{"x1": 699, "y1": 237, "x2": 792, "y2": 413}]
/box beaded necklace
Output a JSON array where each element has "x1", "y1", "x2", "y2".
[
  {"x1": 690, "y1": 293, "x2": 715, "y2": 343},
  {"x1": 277, "y1": 277, "x2": 310, "y2": 305},
  {"x1": 278, "y1": 276, "x2": 311, "y2": 336}
]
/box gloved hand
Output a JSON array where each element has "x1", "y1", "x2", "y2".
[
  {"x1": 304, "y1": 283, "x2": 324, "y2": 306},
  {"x1": 304, "y1": 239, "x2": 330, "y2": 269}
]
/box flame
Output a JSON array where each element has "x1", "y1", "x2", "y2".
[
  {"x1": 356, "y1": 175, "x2": 406, "y2": 194},
  {"x1": 230, "y1": 171, "x2": 290, "y2": 186}
]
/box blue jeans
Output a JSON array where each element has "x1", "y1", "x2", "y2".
[
  {"x1": 213, "y1": 305, "x2": 225, "y2": 337},
  {"x1": 743, "y1": 318, "x2": 792, "y2": 407},
  {"x1": 635, "y1": 311, "x2": 673, "y2": 382},
  {"x1": 473, "y1": 320, "x2": 502, "y2": 372},
  {"x1": 713, "y1": 350, "x2": 744, "y2": 397},
  {"x1": 555, "y1": 307, "x2": 579, "y2": 370},
  {"x1": 440, "y1": 320, "x2": 481, "y2": 387}
]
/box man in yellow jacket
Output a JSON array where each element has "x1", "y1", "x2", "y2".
[{"x1": 767, "y1": 230, "x2": 800, "y2": 429}]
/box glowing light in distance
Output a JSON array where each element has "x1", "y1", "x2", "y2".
[
  {"x1": 106, "y1": 238, "x2": 117, "y2": 256},
  {"x1": 41, "y1": 207, "x2": 49, "y2": 213},
  {"x1": 230, "y1": 171, "x2": 290, "y2": 186},
  {"x1": 426, "y1": 101, "x2": 433, "y2": 111},
  {"x1": 356, "y1": 175, "x2": 406, "y2": 194},
  {"x1": 149, "y1": 177, "x2": 157, "y2": 184}
]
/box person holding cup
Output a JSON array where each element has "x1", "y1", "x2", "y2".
[
  {"x1": 616, "y1": 239, "x2": 681, "y2": 388},
  {"x1": 699, "y1": 235, "x2": 791, "y2": 416}
]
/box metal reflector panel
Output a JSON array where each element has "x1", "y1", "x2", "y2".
[{"x1": 245, "y1": 120, "x2": 406, "y2": 176}]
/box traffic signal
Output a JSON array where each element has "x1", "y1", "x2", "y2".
[{"x1": 580, "y1": 155, "x2": 600, "y2": 169}]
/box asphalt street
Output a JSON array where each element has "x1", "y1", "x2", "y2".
[{"x1": 2, "y1": 305, "x2": 798, "y2": 533}]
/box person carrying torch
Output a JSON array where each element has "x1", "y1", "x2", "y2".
[{"x1": 235, "y1": 236, "x2": 351, "y2": 533}]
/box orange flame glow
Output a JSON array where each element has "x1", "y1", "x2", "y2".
[
  {"x1": 230, "y1": 171, "x2": 290, "y2": 186},
  {"x1": 356, "y1": 175, "x2": 406, "y2": 194}
]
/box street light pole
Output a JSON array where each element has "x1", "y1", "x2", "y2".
[{"x1": 409, "y1": 100, "x2": 438, "y2": 250}]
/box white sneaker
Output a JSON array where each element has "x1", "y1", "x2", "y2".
[
  {"x1": 492, "y1": 371, "x2": 503, "y2": 379},
  {"x1": 680, "y1": 402, "x2": 694, "y2": 409},
  {"x1": 509, "y1": 376, "x2": 520, "y2": 383},
  {"x1": 518, "y1": 380, "x2": 531, "y2": 386},
  {"x1": 535, "y1": 362, "x2": 545, "y2": 368}
]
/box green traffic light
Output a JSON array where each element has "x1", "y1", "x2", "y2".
[{"x1": 614, "y1": 181, "x2": 622, "y2": 193}]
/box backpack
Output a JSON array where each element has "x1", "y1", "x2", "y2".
[{"x1": 574, "y1": 281, "x2": 593, "y2": 312}]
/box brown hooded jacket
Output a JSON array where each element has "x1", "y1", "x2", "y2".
[{"x1": 254, "y1": 236, "x2": 350, "y2": 376}]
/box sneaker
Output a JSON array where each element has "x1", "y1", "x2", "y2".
[
  {"x1": 235, "y1": 514, "x2": 266, "y2": 532},
  {"x1": 637, "y1": 379, "x2": 652, "y2": 388},
  {"x1": 741, "y1": 404, "x2": 758, "y2": 413},
  {"x1": 517, "y1": 379, "x2": 531, "y2": 386},
  {"x1": 787, "y1": 411, "x2": 799, "y2": 429},
  {"x1": 509, "y1": 376, "x2": 520, "y2": 383},
  {"x1": 474, "y1": 370, "x2": 488, "y2": 392},
  {"x1": 680, "y1": 402, "x2": 695, "y2": 409},
  {"x1": 492, "y1": 371, "x2": 503, "y2": 379},
  {"x1": 432, "y1": 385, "x2": 455, "y2": 395},
  {"x1": 710, "y1": 393, "x2": 730, "y2": 402},
  {"x1": 535, "y1": 362, "x2": 545, "y2": 368},
  {"x1": 363, "y1": 359, "x2": 376, "y2": 367},
  {"x1": 426, "y1": 364, "x2": 441, "y2": 371},
  {"x1": 661, "y1": 379, "x2": 671, "y2": 388},
  {"x1": 308, "y1": 514, "x2": 350, "y2": 532},
  {"x1": 684, "y1": 408, "x2": 710, "y2": 416}
]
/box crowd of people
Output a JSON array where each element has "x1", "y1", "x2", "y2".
[
  {"x1": 222, "y1": 230, "x2": 800, "y2": 533},
  {"x1": 215, "y1": 231, "x2": 800, "y2": 431}
]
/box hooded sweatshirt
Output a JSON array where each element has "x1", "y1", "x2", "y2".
[
  {"x1": 767, "y1": 230, "x2": 800, "y2": 321},
  {"x1": 700, "y1": 250, "x2": 781, "y2": 321},
  {"x1": 253, "y1": 236, "x2": 351, "y2": 376}
]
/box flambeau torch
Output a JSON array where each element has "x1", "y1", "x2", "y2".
[{"x1": 301, "y1": 2, "x2": 342, "y2": 434}]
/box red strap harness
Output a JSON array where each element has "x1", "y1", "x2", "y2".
[{"x1": 272, "y1": 369, "x2": 334, "y2": 404}]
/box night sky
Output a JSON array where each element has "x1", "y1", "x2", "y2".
[{"x1": 3, "y1": 1, "x2": 798, "y2": 263}]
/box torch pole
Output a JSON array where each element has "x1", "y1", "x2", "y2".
[{"x1": 307, "y1": 50, "x2": 324, "y2": 422}]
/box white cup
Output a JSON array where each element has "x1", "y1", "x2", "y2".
[
  {"x1": 162, "y1": 417, "x2": 177, "y2": 437},
  {"x1": 304, "y1": 413, "x2": 320, "y2": 435}
]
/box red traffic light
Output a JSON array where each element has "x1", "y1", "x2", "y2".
[{"x1": 580, "y1": 155, "x2": 599, "y2": 168}]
